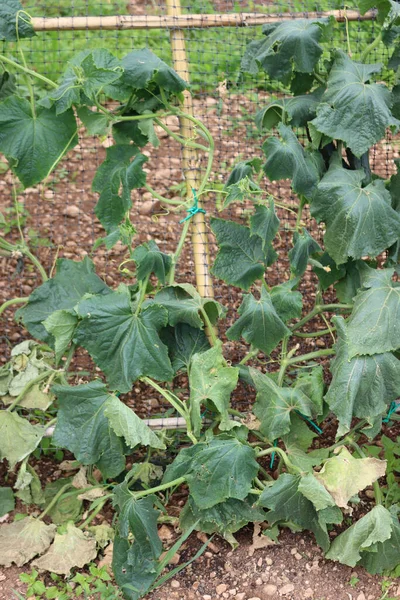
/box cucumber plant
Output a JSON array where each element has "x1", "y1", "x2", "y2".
[{"x1": 0, "y1": 1, "x2": 400, "y2": 598}]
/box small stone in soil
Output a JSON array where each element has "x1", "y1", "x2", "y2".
[
  {"x1": 216, "y1": 584, "x2": 228, "y2": 595},
  {"x1": 279, "y1": 583, "x2": 295, "y2": 596},
  {"x1": 263, "y1": 584, "x2": 278, "y2": 596},
  {"x1": 170, "y1": 580, "x2": 180, "y2": 589}
]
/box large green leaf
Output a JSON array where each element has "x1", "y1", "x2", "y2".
[
  {"x1": 112, "y1": 536, "x2": 157, "y2": 600},
  {"x1": 289, "y1": 229, "x2": 321, "y2": 276},
  {"x1": 263, "y1": 124, "x2": 323, "y2": 198},
  {"x1": 118, "y1": 48, "x2": 187, "y2": 93},
  {"x1": 326, "y1": 317, "x2": 400, "y2": 434},
  {"x1": 250, "y1": 369, "x2": 314, "y2": 440},
  {"x1": 92, "y1": 145, "x2": 147, "y2": 234},
  {"x1": 0, "y1": 97, "x2": 77, "y2": 188},
  {"x1": 180, "y1": 495, "x2": 266, "y2": 542},
  {"x1": 75, "y1": 286, "x2": 173, "y2": 391},
  {"x1": 43, "y1": 310, "x2": 78, "y2": 363},
  {"x1": 293, "y1": 366, "x2": 324, "y2": 418},
  {"x1": 211, "y1": 218, "x2": 277, "y2": 290},
  {"x1": 315, "y1": 446, "x2": 387, "y2": 508},
  {"x1": 0, "y1": 411, "x2": 44, "y2": 468},
  {"x1": 258, "y1": 473, "x2": 337, "y2": 551},
  {"x1": 154, "y1": 283, "x2": 223, "y2": 329},
  {"x1": 311, "y1": 161, "x2": 400, "y2": 266},
  {"x1": 159, "y1": 324, "x2": 210, "y2": 373},
  {"x1": 359, "y1": 507, "x2": 400, "y2": 574},
  {"x1": 226, "y1": 288, "x2": 290, "y2": 355},
  {"x1": 104, "y1": 395, "x2": 165, "y2": 450},
  {"x1": 326, "y1": 505, "x2": 393, "y2": 567},
  {"x1": 346, "y1": 268, "x2": 400, "y2": 356},
  {"x1": 163, "y1": 436, "x2": 259, "y2": 509},
  {"x1": 241, "y1": 19, "x2": 329, "y2": 83},
  {"x1": 0, "y1": 0, "x2": 35, "y2": 41},
  {"x1": 16, "y1": 257, "x2": 109, "y2": 344},
  {"x1": 53, "y1": 381, "x2": 126, "y2": 479},
  {"x1": 189, "y1": 343, "x2": 239, "y2": 436},
  {"x1": 132, "y1": 241, "x2": 171, "y2": 285},
  {"x1": 270, "y1": 280, "x2": 303, "y2": 322},
  {"x1": 311, "y1": 51, "x2": 399, "y2": 157},
  {"x1": 249, "y1": 202, "x2": 280, "y2": 250}
]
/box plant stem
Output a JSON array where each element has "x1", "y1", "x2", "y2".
[
  {"x1": 360, "y1": 32, "x2": 383, "y2": 62},
  {"x1": 79, "y1": 497, "x2": 111, "y2": 529},
  {"x1": 295, "y1": 196, "x2": 306, "y2": 231},
  {"x1": 133, "y1": 476, "x2": 186, "y2": 500},
  {"x1": 291, "y1": 303, "x2": 352, "y2": 333},
  {"x1": 135, "y1": 275, "x2": 150, "y2": 315},
  {"x1": 144, "y1": 183, "x2": 184, "y2": 206},
  {"x1": 154, "y1": 118, "x2": 209, "y2": 152},
  {"x1": 38, "y1": 483, "x2": 72, "y2": 520},
  {"x1": 256, "y1": 446, "x2": 302, "y2": 474},
  {"x1": 293, "y1": 327, "x2": 336, "y2": 338},
  {"x1": 0, "y1": 296, "x2": 28, "y2": 317},
  {"x1": 115, "y1": 111, "x2": 172, "y2": 122},
  {"x1": 0, "y1": 53, "x2": 58, "y2": 88},
  {"x1": 22, "y1": 248, "x2": 48, "y2": 282},
  {"x1": 239, "y1": 348, "x2": 259, "y2": 365},
  {"x1": 285, "y1": 348, "x2": 335, "y2": 366},
  {"x1": 199, "y1": 307, "x2": 219, "y2": 347},
  {"x1": 168, "y1": 219, "x2": 191, "y2": 284},
  {"x1": 277, "y1": 336, "x2": 290, "y2": 386}
]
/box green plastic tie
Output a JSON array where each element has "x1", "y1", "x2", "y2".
[
  {"x1": 383, "y1": 401, "x2": 397, "y2": 423},
  {"x1": 270, "y1": 439, "x2": 278, "y2": 469},
  {"x1": 296, "y1": 410, "x2": 323, "y2": 434},
  {"x1": 179, "y1": 189, "x2": 206, "y2": 223}
]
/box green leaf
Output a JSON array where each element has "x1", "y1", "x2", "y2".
[
  {"x1": 289, "y1": 229, "x2": 321, "y2": 276},
  {"x1": 326, "y1": 317, "x2": 400, "y2": 435},
  {"x1": 16, "y1": 257, "x2": 109, "y2": 344},
  {"x1": 227, "y1": 288, "x2": 290, "y2": 355},
  {"x1": 293, "y1": 366, "x2": 324, "y2": 418},
  {"x1": 211, "y1": 218, "x2": 277, "y2": 290},
  {"x1": 311, "y1": 252, "x2": 346, "y2": 290},
  {"x1": 0, "y1": 411, "x2": 44, "y2": 468},
  {"x1": 298, "y1": 473, "x2": 335, "y2": 511},
  {"x1": 189, "y1": 343, "x2": 239, "y2": 436},
  {"x1": 53, "y1": 381, "x2": 126, "y2": 479},
  {"x1": 0, "y1": 97, "x2": 77, "y2": 188},
  {"x1": 359, "y1": 508, "x2": 400, "y2": 574},
  {"x1": 0, "y1": 487, "x2": 14, "y2": 517},
  {"x1": 347, "y1": 268, "x2": 400, "y2": 356},
  {"x1": 263, "y1": 124, "x2": 323, "y2": 198},
  {"x1": 180, "y1": 495, "x2": 266, "y2": 541},
  {"x1": 256, "y1": 89, "x2": 324, "y2": 131},
  {"x1": 0, "y1": 0, "x2": 35, "y2": 41},
  {"x1": 43, "y1": 478, "x2": 82, "y2": 525},
  {"x1": 32, "y1": 523, "x2": 97, "y2": 575},
  {"x1": 326, "y1": 505, "x2": 393, "y2": 567},
  {"x1": 112, "y1": 536, "x2": 157, "y2": 600},
  {"x1": 249, "y1": 202, "x2": 280, "y2": 250},
  {"x1": 75, "y1": 286, "x2": 173, "y2": 392},
  {"x1": 241, "y1": 19, "x2": 328, "y2": 83},
  {"x1": 43, "y1": 310, "x2": 78, "y2": 362},
  {"x1": 0, "y1": 70, "x2": 16, "y2": 100},
  {"x1": 310, "y1": 51, "x2": 399, "y2": 157},
  {"x1": 0, "y1": 517, "x2": 56, "y2": 567},
  {"x1": 154, "y1": 283, "x2": 223, "y2": 329},
  {"x1": 159, "y1": 324, "x2": 210, "y2": 373},
  {"x1": 251, "y1": 368, "x2": 313, "y2": 439},
  {"x1": 132, "y1": 241, "x2": 171, "y2": 285},
  {"x1": 311, "y1": 162, "x2": 400, "y2": 266},
  {"x1": 258, "y1": 473, "x2": 336, "y2": 551},
  {"x1": 270, "y1": 280, "x2": 303, "y2": 322},
  {"x1": 359, "y1": 0, "x2": 400, "y2": 26},
  {"x1": 117, "y1": 48, "x2": 187, "y2": 93},
  {"x1": 282, "y1": 412, "x2": 317, "y2": 454},
  {"x1": 77, "y1": 106, "x2": 110, "y2": 136},
  {"x1": 335, "y1": 260, "x2": 364, "y2": 303},
  {"x1": 225, "y1": 158, "x2": 262, "y2": 187},
  {"x1": 163, "y1": 436, "x2": 259, "y2": 509},
  {"x1": 92, "y1": 145, "x2": 147, "y2": 235},
  {"x1": 315, "y1": 446, "x2": 387, "y2": 508},
  {"x1": 103, "y1": 395, "x2": 166, "y2": 450}
]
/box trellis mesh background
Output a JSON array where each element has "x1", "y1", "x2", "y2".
[{"x1": 0, "y1": 1, "x2": 395, "y2": 420}]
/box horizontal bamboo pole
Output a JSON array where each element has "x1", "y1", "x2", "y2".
[{"x1": 30, "y1": 10, "x2": 376, "y2": 31}]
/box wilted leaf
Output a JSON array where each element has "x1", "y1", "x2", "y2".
[
  {"x1": 0, "y1": 411, "x2": 45, "y2": 468},
  {"x1": 0, "y1": 517, "x2": 56, "y2": 567},
  {"x1": 0, "y1": 487, "x2": 14, "y2": 517}
]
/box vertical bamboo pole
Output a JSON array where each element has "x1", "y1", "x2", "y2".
[{"x1": 165, "y1": 0, "x2": 214, "y2": 300}]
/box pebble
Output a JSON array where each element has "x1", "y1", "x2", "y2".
[
  {"x1": 265, "y1": 557, "x2": 273, "y2": 565},
  {"x1": 356, "y1": 593, "x2": 366, "y2": 600},
  {"x1": 255, "y1": 578, "x2": 263, "y2": 586},
  {"x1": 228, "y1": 589, "x2": 237, "y2": 596},
  {"x1": 203, "y1": 596, "x2": 212, "y2": 600},
  {"x1": 279, "y1": 583, "x2": 295, "y2": 596},
  {"x1": 236, "y1": 594, "x2": 245, "y2": 600},
  {"x1": 248, "y1": 597, "x2": 261, "y2": 600},
  {"x1": 216, "y1": 584, "x2": 228, "y2": 595},
  {"x1": 263, "y1": 585, "x2": 278, "y2": 596},
  {"x1": 63, "y1": 204, "x2": 80, "y2": 217},
  {"x1": 158, "y1": 525, "x2": 174, "y2": 541},
  {"x1": 303, "y1": 588, "x2": 314, "y2": 598},
  {"x1": 295, "y1": 553, "x2": 302, "y2": 561},
  {"x1": 170, "y1": 580, "x2": 180, "y2": 589}
]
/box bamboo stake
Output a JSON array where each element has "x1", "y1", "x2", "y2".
[
  {"x1": 30, "y1": 10, "x2": 376, "y2": 31},
  {"x1": 166, "y1": 0, "x2": 214, "y2": 303}
]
